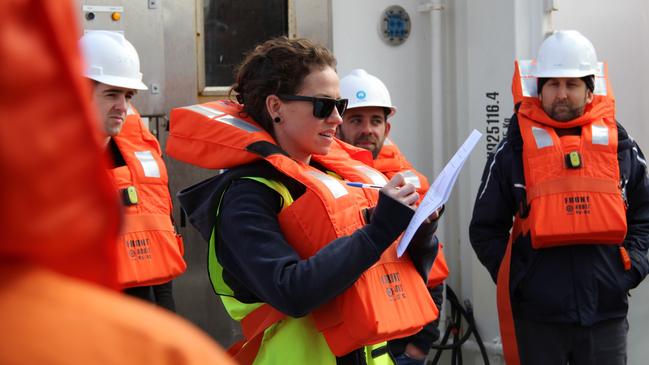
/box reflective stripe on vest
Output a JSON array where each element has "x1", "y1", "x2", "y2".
[
  {"x1": 181, "y1": 104, "x2": 224, "y2": 119},
  {"x1": 592, "y1": 124, "x2": 609, "y2": 145},
  {"x1": 401, "y1": 170, "x2": 422, "y2": 189},
  {"x1": 134, "y1": 150, "x2": 161, "y2": 178},
  {"x1": 306, "y1": 170, "x2": 348, "y2": 199},
  {"x1": 531, "y1": 127, "x2": 553, "y2": 148},
  {"x1": 353, "y1": 164, "x2": 389, "y2": 186},
  {"x1": 182, "y1": 104, "x2": 262, "y2": 133},
  {"x1": 532, "y1": 124, "x2": 610, "y2": 149}
]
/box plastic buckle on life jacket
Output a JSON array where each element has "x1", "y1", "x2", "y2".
[
  {"x1": 565, "y1": 151, "x2": 582, "y2": 169},
  {"x1": 122, "y1": 186, "x2": 139, "y2": 206}
]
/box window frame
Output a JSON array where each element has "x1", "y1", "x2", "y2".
[{"x1": 196, "y1": 0, "x2": 297, "y2": 97}]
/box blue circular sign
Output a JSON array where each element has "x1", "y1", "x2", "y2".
[
  {"x1": 356, "y1": 90, "x2": 367, "y2": 100},
  {"x1": 380, "y1": 5, "x2": 411, "y2": 46}
]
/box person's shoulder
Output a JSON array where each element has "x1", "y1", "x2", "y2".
[
  {"x1": 503, "y1": 113, "x2": 523, "y2": 152},
  {"x1": 0, "y1": 265, "x2": 235, "y2": 365},
  {"x1": 227, "y1": 160, "x2": 305, "y2": 197},
  {"x1": 615, "y1": 121, "x2": 638, "y2": 151}
]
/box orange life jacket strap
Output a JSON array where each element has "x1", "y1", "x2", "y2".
[
  {"x1": 619, "y1": 246, "x2": 632, "y2": 271},
  {"x1": 496, "y1": 217, "x2": 530, "y2": 365},
  {"x1": 228, "y1": 304, "x2": 286, "y2": 365},
  {"x1": 228, "y1": 335, "x2": 263, "y2": 365},
  {"x1": 526, "y1": 177, "x2": 619, "y2": 202},
  {"x1": 122, "y1": 214, "x2": 175, "y2": 234}
]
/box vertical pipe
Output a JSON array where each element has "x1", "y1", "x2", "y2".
[
  {"x1": 429, "y1": 1, "x2": 444, "y2": 178},
  {"x1": 417, "y1": 0, "x2": 445, "y2": 228},
  {"x1": 419, "y1": 0, "x2": 447, "y2": 345}
]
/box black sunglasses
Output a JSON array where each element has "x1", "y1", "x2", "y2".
[{"x1": 278, "y1": 94, "x2": 348, "y2": 119}]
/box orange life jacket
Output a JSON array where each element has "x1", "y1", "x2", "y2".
[
  {"x1": 0, "y1": 0, "x2": 121, "y2": 288},
  {"x1": 496, "y1": 60, "x2": 628, "y2": 365},
  {"x1": 374, "y1": 139, "x2": 430, "y2": 196},
  {"x1": 373, "y1": 140, "x2": 449, "y2": 288},
  {"x1": 167, "y1": 100, "x2": 437, "y2": 356},
  {"x1": 518, "y1": 108, "x2": 626, "y2": 248},
  {"x1": 110, "y1": 108, "x2": 186, "y2": 288},
  {"x1": 0, "y1": 2, "x2": 236, "y2": 362}
]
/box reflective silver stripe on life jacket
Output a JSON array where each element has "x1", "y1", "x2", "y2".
[
  {"x1": 594, "y1": 62, "x2": 608, "y2": 96},
  {"x1": 591, "y1": 124, "x2": 609, "y2": 145},
  {"x1": 353, "y1": 165, "x2": 388, "y2": 186},
  {"x1": 518, "y1": 59, "x2": 538, "y2": 97},
  {"x1": 127, "y1": 106, "x2": 136, "y2": 115},
  {"x1": 532, "y1": 127, "x2": 553, "y2": 148},
  {"x1": 183, "y1": 104, "x2": 262, "y2": 133},
  {"x1": 134, "y1": 150, "x2": 161, "y2": 178},
  {"x1": 215, "y1": 114, "x2": 262, "y2": 133},
  {"x1": 384, "y1": 137, "x2": 394, "y2": 146},
  {"x1": 182, "y1": 104, "x2": 224, "y2": 119},
  {"x1": 306, "y1": 171, "x2": 348, "y2": 199},
  {"x1": 401, "y1": 170, "x2": 422, "y2": 189}
]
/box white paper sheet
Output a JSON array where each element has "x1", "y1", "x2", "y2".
[{"x1": 397, "y1": 129, "x2": 483, "y2": 257}]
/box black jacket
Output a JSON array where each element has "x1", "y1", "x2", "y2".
[{"x1": 469, "y1": 114, "x2": 649, "y2": 325}]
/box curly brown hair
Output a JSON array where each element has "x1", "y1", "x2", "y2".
[{"x1": 230, "y1": 37, "x2": 337, "y2": 136}]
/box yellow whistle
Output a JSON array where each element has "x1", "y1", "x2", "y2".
[
  {"x1": 124, "y1": 186, "x2": 138, "y2": 205},
  {"x1": 567, "y1": 151, "x2": 581, "y2": 168}
]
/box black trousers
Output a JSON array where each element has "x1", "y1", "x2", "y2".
[
  {"x1": 515, "y1": 317, "x2": 628, "y2": 365},
  {"x1": 124, "y1": 280, "x2": 176, "y2": 312}
]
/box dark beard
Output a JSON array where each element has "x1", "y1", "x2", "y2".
[
  {"x1": 548, "y1": 95, "x2": 588, "y2": 121},
  {"x1": 338, "y1": 128, "x2": 381, "y2": 158}
]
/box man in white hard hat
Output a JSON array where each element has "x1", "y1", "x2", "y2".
[
  {"x1": 80, "y1": 31, "x2": 148, "y2": 143},
  {"x1": 339, "y1": 69, "x2": 448, "y2": 365},
  {"x1": 80, "y1": 31, "x2": 186, "y2": 311},
  {"x1": 470, "y1": 30, "x2": 649, "y2": 365}
]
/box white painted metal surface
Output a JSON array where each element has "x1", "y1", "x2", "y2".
[{"x1": 333, "y1": 1, "x2": 649, "y2": 364}]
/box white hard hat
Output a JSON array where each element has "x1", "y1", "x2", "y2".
[
  {"x1": 340, "y1": 69, "x2": 397, "y2": 118},
  {"x1": 533, "y1": 30, "x2": 598, "y2": 79},
  {"x1": 80, "y1": 31, "x2": 148, "y2": 90}
]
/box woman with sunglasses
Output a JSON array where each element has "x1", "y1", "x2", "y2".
[{"x1": 173, "y1": 37, "x2": 440, "y2": 365}]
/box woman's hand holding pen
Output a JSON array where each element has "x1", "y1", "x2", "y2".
[{"x1": 381, "y1": 173, "x2": 419, "y2": 209}]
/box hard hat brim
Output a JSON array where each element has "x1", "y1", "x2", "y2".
[
  {"x1": 347, "y1": 104, "x2": 397, "y2": 118},
  {"x1": 534, "y1": 69, "x2": 597, "y2": 79},
  {"x1": 87, "y1": 74, "x2": 148, "y2": 91}
]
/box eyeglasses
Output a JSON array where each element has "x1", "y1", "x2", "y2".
[{"x1": 278, "y1": 94, "x2": 348, "y2": 119}]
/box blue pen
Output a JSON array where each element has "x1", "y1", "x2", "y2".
[{"x1": 345, "y1": 181, "x2": 384, "y2": 189}]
